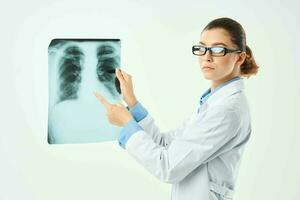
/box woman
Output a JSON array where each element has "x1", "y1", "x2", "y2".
[{"x1": 94, "y1": 17, "x2": 258, "y2": 200}]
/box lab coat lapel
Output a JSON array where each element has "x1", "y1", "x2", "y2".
[{"x1": 205, "y1": 79, "x2": 245, "y2": 106}]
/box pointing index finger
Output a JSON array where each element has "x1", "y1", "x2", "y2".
[{"x1": 93, "y1": 92, "x2": 112, "y2": 110}]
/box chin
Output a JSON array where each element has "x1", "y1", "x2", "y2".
[{"x1": 201, "y1": 72, "x2": 214, "y2": 80}]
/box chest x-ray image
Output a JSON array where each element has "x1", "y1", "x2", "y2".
[{"x1": 48, "y1": 39, "x2": 122, "y2": 144}]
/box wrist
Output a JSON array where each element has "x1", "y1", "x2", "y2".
[{"x1": 127, "y1": 99, "x2": 138, "y2": 108}]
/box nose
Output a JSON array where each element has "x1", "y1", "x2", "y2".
[
  {"x1": 203, "y1": 49, "x2": 213, "y2": 62},
  {"x1": 198, "y1": 49, "x2": 213, "y2": 64}
]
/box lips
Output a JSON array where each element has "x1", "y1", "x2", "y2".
[
  {"x1": 202, "y1": 66, "x2": 215, "y2": 70},
  {"x1": 201, "y1": 63, "x2": 215, "y2": 69}
]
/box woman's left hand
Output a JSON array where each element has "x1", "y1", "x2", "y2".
[{"x1": 93, "y1": 92, "x2": 133, "y2": 127}]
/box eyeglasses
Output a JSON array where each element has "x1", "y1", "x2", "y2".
[{"x1": 192, "y1": 45, "x2": 242, "y2": 57}]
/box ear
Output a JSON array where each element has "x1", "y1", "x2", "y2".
[{"x1": 235, "y1": 52, "x2": 246, "y2": 68}]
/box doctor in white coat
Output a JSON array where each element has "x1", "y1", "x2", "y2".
[{"x1": 94, "y1": 17, "x2": 259, "y2": 200}]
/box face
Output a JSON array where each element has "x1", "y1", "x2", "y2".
[{"x1": 198, "y1": 28, "x2": 246, "y2": 87}]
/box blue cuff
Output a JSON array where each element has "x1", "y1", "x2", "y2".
[
  {"x1": 118, "y1": 118, "x2": 143, "y2": 149},
  {"x1": 126, "y1": 101, "x2": 148, "y2": 122}
]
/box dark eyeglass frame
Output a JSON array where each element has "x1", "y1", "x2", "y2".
[{"x1": 192, "y1": 45, "x2": 242, "y2": 57}]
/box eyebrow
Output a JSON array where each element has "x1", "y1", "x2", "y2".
[{"x1": 199, "y1": 41, "x2": 228, "y2": 47}]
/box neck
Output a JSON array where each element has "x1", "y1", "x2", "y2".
[{"x1": 211, "y1": 74, "x2": 240, "y2": 90}]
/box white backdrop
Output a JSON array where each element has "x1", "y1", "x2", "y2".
[{"x1": 1, "y1": 0, "x2": 299, "y2": 199}]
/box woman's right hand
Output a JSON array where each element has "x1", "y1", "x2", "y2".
[{"x1": 115, "y1": 68, "x2": 138, "y2": 108}]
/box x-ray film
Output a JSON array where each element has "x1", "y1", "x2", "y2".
[{"x1": 48, "y1": 39, "x2": 122, "y2": 144}]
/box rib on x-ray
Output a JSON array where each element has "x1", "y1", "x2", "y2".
[{"x1": 48, "y1": 39, "x2": 122, "y2": 144}]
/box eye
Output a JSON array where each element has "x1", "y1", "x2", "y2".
[
  {"x1": 198, "y1": 46, "x2": 206, "y2": 53},
  {"x1": 193, "y1": 45, "x2": 206, "y2": 55},
  {"x1": 211, "y1": 47, "x2": 225, "y2": 55},
  {"x1": 196, "y1": 46, "x2": 205, "y2": 53}
]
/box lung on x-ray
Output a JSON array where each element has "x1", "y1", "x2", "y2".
[{"x1": 48, "y1": 39, "x2": 122, "y2": 144}]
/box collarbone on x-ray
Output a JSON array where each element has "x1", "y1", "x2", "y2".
[{"x1": 48, "y1": 39, "x2": 121, "y2": 144}]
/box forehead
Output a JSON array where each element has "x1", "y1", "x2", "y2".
[{"x1": 199, "y1": 28, "x2": 234, "y2": 47}]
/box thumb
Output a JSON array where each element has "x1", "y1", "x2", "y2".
[
  {"x1": 116, "y1": 68, "x2": 126, "y2": 84},
  {"x1": 120, "y1": 70, "x2": 132, "y2": 81}
]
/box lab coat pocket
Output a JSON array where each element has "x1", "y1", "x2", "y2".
[{"x1": 209, "y1": 181, "x2": 234, "y2": 200}]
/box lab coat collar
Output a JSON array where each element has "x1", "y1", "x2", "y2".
[{"x1": 205, "y1": 78, "x2": 245, "y2": 106}]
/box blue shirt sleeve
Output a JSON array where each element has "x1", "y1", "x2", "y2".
[
  {"x1": 118, "y1": 118, "x2": 143, "y2": 149},
  {"x1": 119, "y1": 101, "x2": 149, "y2": 149},
  {"x1": 126, "y1": 101, "x2": 149, "y2": 122}
]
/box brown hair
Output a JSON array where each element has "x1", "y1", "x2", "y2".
[{"x1": 202, "y1": 17, "x2": 259, "y2": 78}]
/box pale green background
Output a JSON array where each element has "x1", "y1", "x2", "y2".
[{"x1": 0, "y1": 0, "x2": 299, "y2": 199}]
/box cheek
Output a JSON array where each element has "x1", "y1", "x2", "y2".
[
  {"x1": 198, "y1": 56, "x2": 211, "y2": 66},
  {"x1": 216, "y1": 57, "x2": 235, "y2": 70},
  {"x1": 197, "y1": 56, "x2": 235, "y2": 72},
  {"x1": 198, "y1": 57, "x2": 202, "y2": 65}
]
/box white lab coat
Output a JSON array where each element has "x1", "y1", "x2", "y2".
[{"x1": 125, "y1": 79, "x2": 251, "y2": 200}]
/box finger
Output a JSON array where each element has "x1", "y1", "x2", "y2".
[
  {"x1": 93, "y1": 92, "x2": 112, "y2": 110},
  {"x1": 116, "y1": 102, "x2": 123, "y2": 107},
  {"x1": 120, "y1": 70, "x2": 132, "y2": 81},
  {"x1": 116, "y1": 101, "x2": 125, "y2": 107},
  {"x1": 115, "y1": 68, "x2": 126, "y2": 84}
]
